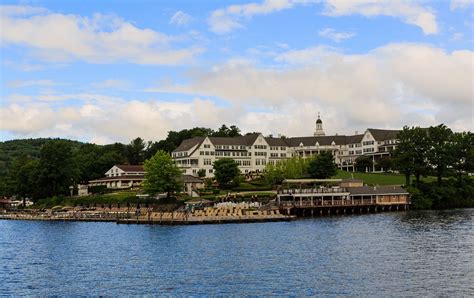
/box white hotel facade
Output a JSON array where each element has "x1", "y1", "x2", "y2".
[{"x1": 172, "y1": 116, "x2": 400, "y2": 177}]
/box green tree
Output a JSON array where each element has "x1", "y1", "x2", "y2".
[
  {"x1": 17, "y1": 159, "x2": 41, "y2": 202},
  {"x1": 212, "y1": 124, "x2": 241, "y2": 137},
  {"x1": 38, "y1": 140, "x2": 79, "y2": 198},
  {"x1": 354, "y1": 156, "x2": 373, "y2": 172},
  {"x1": 126, "y1": 137, "x2": 146, "y2": 165},
  {"x1": 282, "y1": 156, "x2": 309, "y2": 178},
  {"x1": 377, "y1": 156, "x2": 392, "y2": 172},
  {"x1": 197, "y1": 168, "x2": 206, "y2": 178},
  {"x1": 264, "y1": 157, "x2": 310, "y2": 184},
  {"x1": 264, "y1": 162, "x2": 285, "y2": 185},
  {"x1": 307, "y1": 152, "x2": 337, "y2": 179},
  {"x1": 450, "y1": 131, "x2": 474, "y2": 184},
  {"x1": 427, "y1": 124, "x2": 453, "y2": 185},
  {"x1": 393, "y1": 126, "x2": 429, "y2": 186},
  {"x1": 213, "y1": 158, "x2": 240, "y2": 187},
  {"x1": 393, "y1": 126, "x2": 414, "y2": 186},
  {"x1": 143, "y1": 150, "x2": 182, "y2": 198},
  {"x1": 410, "y1": 127, "x2": 430, "y2": 186}
]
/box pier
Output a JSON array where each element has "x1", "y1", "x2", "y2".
[{"x1": 277, "y1": 179, "x2": 410, "y2": 216}]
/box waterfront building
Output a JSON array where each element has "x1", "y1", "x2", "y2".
[
  {"x1": 88, "y1": 165, "x2": 204, "y2": 195},
  {"x1": 89, "y1": 164, "x2": 145, "y2": 189},
  {"x1": 172, "y1": 116, "x2": 400, "y2": 177}
]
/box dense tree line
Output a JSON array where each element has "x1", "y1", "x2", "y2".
[
  {"x1": 393, "y1": 124, "x2": 474, "y2": 209},
  {"x1": 393, "y1": 124, "x2": 473, "y2": 186},
  {"x1": 0, "y1": 125, "x2": 242, "y2": 200}
]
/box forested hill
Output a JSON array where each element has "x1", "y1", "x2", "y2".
[
  {"x1": 0, "y1": 124, "x2": 243, "y2": 198},
  {"x1": 0, "y1": 138, "x2": 84, "y2": 169}
]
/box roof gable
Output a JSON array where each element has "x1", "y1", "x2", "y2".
[
  {"x1": 173, "y1": 137, "x2": 204, "y2": 153},
  {"x1": 367, "y1": 129, "x2": 400, "y2": 141},
  {"x1": 115, "y1": 165, "x2": 144, "y2": 172}
]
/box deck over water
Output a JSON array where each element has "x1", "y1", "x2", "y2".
[{"x1": 277, "y1": 187, "x2": 410, "y2": 216}]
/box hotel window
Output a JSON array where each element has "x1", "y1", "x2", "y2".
[
  {"x1": 280, "y1": 153, "x2": 286, "y2": 157},
  {"x1": 209, "y1": 169, "x2": 213, "y2": 173}
]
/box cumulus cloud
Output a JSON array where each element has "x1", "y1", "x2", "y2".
[
  {"x1": 0, "y1": 95, "x2": 241, "y2": 143},
  {"x1": 169, "y1": 10, "x2": 192, "y2": 26},
  {"x1": 0, "y1": 5, "x2": 203, "y2": 65},
  {"x1": 207, "y1": 0, "x2": 438, "y2": 35},
  {"x1": 323, "y1": 0, "x2": 438, "y2": 35},
  {"x1": 150, "y1": 43, "x2": 473, "y2": 132},
  {"x1": 318, "y1": 28, "x2": 355, "y2": 42},
  {"x1": 1, "y1": 42, "x2": 472, "y2": 142},
  {"x1": 208, "y1": 0, "x2": 297, "y2": 34}
]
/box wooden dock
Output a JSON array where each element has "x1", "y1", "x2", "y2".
[{"x1": 277, "y1": 186, "x2": 410, "y2": 216}]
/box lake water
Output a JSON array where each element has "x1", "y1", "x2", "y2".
[{"x1": 1, "y1": 209, "x2": 473, "y2": 296}]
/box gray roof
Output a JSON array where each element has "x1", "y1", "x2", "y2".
[
  {"x1": 173, "y1": 137, "x2": 204, "y2": 152},
  {"x1": 115, "y1": 165, "x2": 144, "y2": 172},
  {"x1": 345, "y1": 134, "x2": 364, "y2": 144},
  {"x1": 180, "y1": 175, "x2": 204, "y2": 183},
  {"x1": 348, "y1": 186, "x2": 408, "y2": 195},
  {"x1": 288, "y1": 135, "x2": 349, "y2": 146},
  {"x1": 367, "y1": 129, "x2": 400, "y2": 141},
  {"x1": 209, "y1": 134, "x2": 259, "y2": 146},
  {"x1": 173, "y1": 134, "x2": 263, "y2": 152},
  {"x1": 265, "y1": 137, "x2": 290, "y2": 146}
]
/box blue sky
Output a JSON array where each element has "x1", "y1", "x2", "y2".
[{"x1": 1, "y1": 0, "x2": 473, "y2": 144}]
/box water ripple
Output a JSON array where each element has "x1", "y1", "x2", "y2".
[{"x1": 0, "y1": 209, "x2": 473, "y2": 296}]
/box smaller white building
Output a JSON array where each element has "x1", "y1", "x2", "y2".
[{"x1": 89, "y1": 165, "x2": 145, "y2": 189}]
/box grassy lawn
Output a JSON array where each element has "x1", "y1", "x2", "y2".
[{"x1": 332, "y1": 170, "x2": 436, "y2": 185}]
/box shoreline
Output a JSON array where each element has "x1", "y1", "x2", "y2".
[{"x1": 0, "y1": 211, "x2": 294, "y2": 225}]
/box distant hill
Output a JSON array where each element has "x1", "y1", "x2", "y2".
[{"x1": 0, "y1": 138, "x2": 85, "y2": 175}]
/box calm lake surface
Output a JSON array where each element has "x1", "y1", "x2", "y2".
[{"x1": 1, "y1": 209, "x2": 473, "y2": 296}]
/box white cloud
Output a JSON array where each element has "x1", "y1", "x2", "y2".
[
  {"x1": 0, "y1": 5, "x2": 48, "y2": 16},
  {"x1": 207, "y1": 1, "x2": 439, "y2": 35},
  {"x1": 91, "y1": 79, "x2": 131, "y2": 89},
  {"x1": 450, "y1": 0, "x2": 473, "y2": 10},
  {"x1": 169, "y1": 10, "x2": 192, "y2": 26},
  {"x1": 208, "y1": 0, "x2": 297, "y2": 34},
  {"x1": 318, "y1": 28, "x2": 355, "y2": 42},
  {"x1": 2, "y1": 41, "x2": 472, "y2": 142},
  {"x1": 149, "y1": 43, "x2": 473, "y2": 132},
  {"x1": 0, "y1": 6, "x2": 203, "y2": 65},
  {"x1": 274, "y1": 45, "x2": 338, "y2": 64},
  {"x1": 0, "y1": 97, "x2": 239, "y2": 143},
  {"x1": 323, "y1": 0, "x2": 438, "y2": 35},
  {"x1": 7, "y1": 79, "x2": 56, "y2": 88}
]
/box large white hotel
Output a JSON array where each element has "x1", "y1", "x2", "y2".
[{"x1": 172, "y1": 116, "x2": 400, "y2": 177}]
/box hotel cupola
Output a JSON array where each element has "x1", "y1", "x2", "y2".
[{"x1": 314, "y1": 113, "x2": 325, "y2": 136}]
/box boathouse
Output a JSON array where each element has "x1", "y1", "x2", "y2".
[{"x1": 277, "y1": 179, "x2": 410, "y2": 216}]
